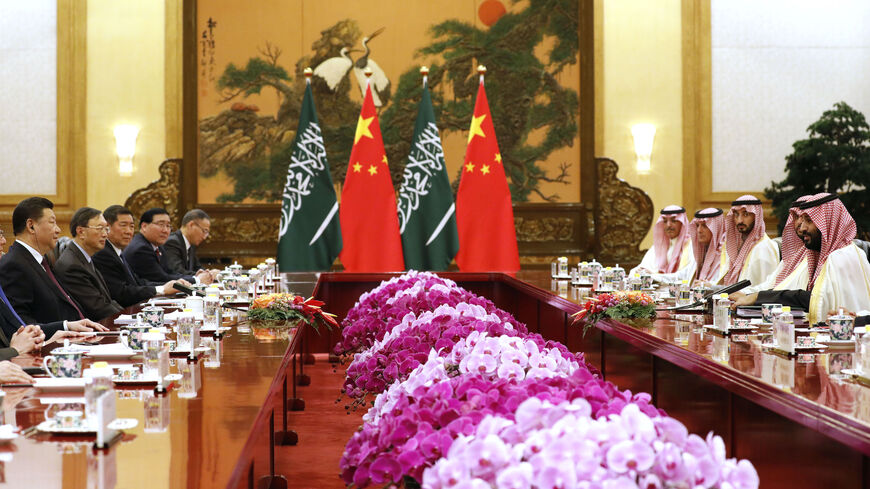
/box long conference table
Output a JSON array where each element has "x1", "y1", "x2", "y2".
[{"x1": 3, "y1": 271, "x2": 870, "y2": 488}]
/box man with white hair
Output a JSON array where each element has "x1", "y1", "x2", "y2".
[
  {"x1": 718, "y1": 195, "x2": 780, "y2": 286},
  {"x1": 689, "y1": 208, "x2": 726, "y2": 284},
  {"x1": 630, "y1": 205, "x2": 695, "y2": 282},
  {"x1": 733, "y1": 193, "x2": 870, "y2": 324}
]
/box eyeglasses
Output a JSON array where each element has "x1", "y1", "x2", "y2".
[
  {"x1": 85, "y1": 226, "x2": 110, "y2": 234},
  {"x1": 150, "y1": 222, "x2": 172, "y2": 230},
  {"x1": 192, "y1": 221, "x2": 210, "y2": 236}
]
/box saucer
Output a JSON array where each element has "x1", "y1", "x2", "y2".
[
  {"x1": 35, "y1": 419, "x2": 95, "y2": 434},
  {"x1": 107, "y1": 418, "x2": 138, "y2": 430},
  {"x1": 34, "y1": 378, "x2": 88, "y2": 392},
  {"x1": 163, "y1": 373, "x2": 183, "y2": 382},
  {"x1": 0, "y1": 425, "x2": 19, "y2": 444},
  {"x1": 112, "y1": 376, "x2": 157, "y2": 385},
  {"x1": 816, "y1": 336, "x2": 856, "y2": 347}
]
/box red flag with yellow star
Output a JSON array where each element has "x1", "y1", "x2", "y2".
[
  {"x1": 339, "y1": 82, "x2": 405, "y2": 272},
  {"x1": 455, "y1": 74, "x2": 520, "y2": 272}
]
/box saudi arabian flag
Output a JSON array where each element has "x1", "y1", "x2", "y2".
[
  {"x1": 277, "y1": 81, "x2": 342, "y2": 271},
  {"x1": 397, "y1": 79, "x2": 459, "y2": 270}
]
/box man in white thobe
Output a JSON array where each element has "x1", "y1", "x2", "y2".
[
  {"x1": 631, "y1": 205, "x2": 695, "y2": 283},
  {"x1": 733, "y1": 193, "x2": 870, "y2": 324},
  {"x1": 718, "y1": 195, "x2": 780, "y2": 286}
]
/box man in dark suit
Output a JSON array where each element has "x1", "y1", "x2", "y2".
[
  {"x1": 164, "y1": 209, "x2": 216, "y2": 282},
  {"x1": 0, "y1": 197, "x2": 106, "y2": 337},
  {"x1": 54, "y1": 207, "x2": 123, "y2": 320},
  {"x1": 123, "y1": 208, "x2": 208, "y2": 284},
  {"x1": 0, "y1": 198, "x2": 108, "y2": 335},
  {"x1": 93, "y1": 205, "x2": 181, "y2": 308}
]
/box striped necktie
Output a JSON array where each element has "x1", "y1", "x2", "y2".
[
  {"x1": 41, "y1": 258, "x2": 85, "y2": 320},
  {"x1": 0, "y1": 283, "x2": 24, "y2": 326}
]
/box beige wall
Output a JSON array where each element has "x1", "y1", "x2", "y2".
[
  {"x1": 599, "y1": 0, "x2": 684, "y2": 248},
  {"x1": 86, "y1": 0, "x2": 166, "y2": 212}
]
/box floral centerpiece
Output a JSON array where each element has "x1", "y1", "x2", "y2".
[
  {"x1": 247, "y1": 293, "x2": 337, "y2": 332},
  {"x1": 573, "y1": 291, "x2": 657, "y2": 331},
  {"x1": 335, "y1": 282, "x2": 522, "y2": 356},
  {"x1": 341, "y1": 369, "x2": 661, "y2": 488},
  {"x1": 424, "y1": 398, "x2": 759, "y2": 489}
]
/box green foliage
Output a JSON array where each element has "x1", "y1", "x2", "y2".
[
  {"x1": 206, "y1": 3, "x2": 581, "y2": 202},
  {"x1": 391, "y1": 0, "x2": 580, "y2": 201},
  {"x1": 765, "y1": 102, "x2": 870, "y2": 238},
  {"x1": 217, "y1": 58, "x2": 290, "y2": 96}
]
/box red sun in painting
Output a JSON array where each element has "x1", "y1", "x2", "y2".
[{"x1": 478, "y1": 0, "x2": 506, "y2": 26}]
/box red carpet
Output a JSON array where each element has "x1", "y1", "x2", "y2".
[{"x1": 280, "y1": 354, "x2": 361, "y2": 488}]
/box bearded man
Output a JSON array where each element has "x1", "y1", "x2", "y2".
[
  {"x1": 718, "y1": 195, "x2": 780, "y2": 285},
  {"x1": 733, "y1": 193, "x2": 870, "y2": 324}
]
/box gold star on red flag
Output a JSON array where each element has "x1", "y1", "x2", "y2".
[
  {"x1": 467, "y1": 114, "x2": 486, "y2": 143},
  {"x1": 465, "y1": 162, "x2": 475, "y2": 172},
  {"x1": 367, "y1": 165, "x2": 378, "y2": 176},
  {"x1": 354, "y1": 116, "x2": 374, "y2": 144},
  {"x1": 494, "y1": 153, "x2": 502, "y2": 164},
  {"x1": 352, "y1": 162, "x2": 362, "y2": 173},
  {"x1": 481, "y1": 164, "x2": 490, "y2": 175},
  {"x1": 382, "y1": 155, "x2": 388, "y2": 164}
]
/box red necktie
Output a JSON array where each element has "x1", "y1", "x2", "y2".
[
  {"x1": 41, "y1": 259, "x2": 85, "y2": 320},
  {"x1": 155, "y1": 247, "x2": 162, "y2": 259}
]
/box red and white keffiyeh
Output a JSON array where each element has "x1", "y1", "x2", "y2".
[
  {"x1": 689, "y1": 208, "x2": 725, "y2": 282},
  {"x1": 773, "y1": 195, "x2": 813, "y2": 288},
  {"x1": 721, "y1": 195, "x2": 766, "y2": 284},
  {"x1": 794, "y1": 193, "x2": 856, "y2": 289},
  {"x1": 654, "y1": 205, "x2": 689, "y2": 274}
]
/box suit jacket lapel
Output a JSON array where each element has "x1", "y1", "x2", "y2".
[
  {"x1": 72, "y1": 245, "x2": 111, "y2": 297},
  {"x1": 19, "y1": 243, "x2": 69, "y2": 305}
]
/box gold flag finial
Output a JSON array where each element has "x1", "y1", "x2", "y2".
[{"x1": 477, "y1": 65, "x2": 487, "y2": 75}]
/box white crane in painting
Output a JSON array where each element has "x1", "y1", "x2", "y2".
[
  {"x1": 312, "y1": 47, "x2": 361, "y2": 90},
  {"x1": 352, "y1": 27, "x2": 391, "y2": 107}
]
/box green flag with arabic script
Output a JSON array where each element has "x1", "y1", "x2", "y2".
[
  {"x1": 277, "y1": 82, "x2": 342, "y2": 271},
  {"x1": 397, "y1": 81, "x2": 459, "y2": 270}
]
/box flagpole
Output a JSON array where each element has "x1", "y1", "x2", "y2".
[
  {"x1": 478, "y1": 64, "x2": 486, "y2": 85},
  {"x1": 420, "y1": 65, "x2": 428, "y2": 88},
  {"x1": 364, "y1": 66, "x2": 372, "y2": 89}
]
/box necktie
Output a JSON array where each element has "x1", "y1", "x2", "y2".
[
  {"x1": 41, "y1": 259, "x2": 85, "y2": 320},
  {"x1": 155, "y1": 247, "x2": 162, "y2": 260},
  {"x1": 119, "y1": 253, "x2": 137, "y2": 283},
  {"x1": 0, "y1": 283, "x2": 24, "y2": 326}
]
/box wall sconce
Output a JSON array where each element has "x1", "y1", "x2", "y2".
[
  {"x1": 114, "y1": 125, "x2": 139, "y2": 176},
  {"x1": 631, "y1": 123, "x2": 656, "y2": 174}
]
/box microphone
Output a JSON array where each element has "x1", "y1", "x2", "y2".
[
  {"x1": 657, "y1": 280, "x2": 751, "y2": 312},
  {"x1": 173, "y1": 282, "x2": 204, "y2": 296}
]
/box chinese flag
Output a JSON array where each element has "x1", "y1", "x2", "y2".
[
  {"x1": 339, "y1": 82, "x2": 405, "y2": 272},
  {"x1": 455, "y1": 76, "x2": 520, "y2": 272}
]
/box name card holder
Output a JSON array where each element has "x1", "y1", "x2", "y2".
[{"x1": 94, "y1": 391, "x2": 121, "y2": 450}]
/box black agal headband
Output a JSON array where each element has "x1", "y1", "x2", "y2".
[
  {"x1": 694, "y1": 208, "x2": 723, "y2": 218},
  {"x1": 660, "y1": 207, "x2": 686, "y2": 215},
  {"x1": 799, "y1": 193, "x2": 839, "y2": 210}
]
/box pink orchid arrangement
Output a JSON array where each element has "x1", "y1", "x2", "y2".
[
  {"x1": 362, "y1": 332, "x2": 588, "y2": 427},
  {"x1": 340, "y1": 369, "x2": 661, "y2": 488},
  {"x1": 336, "y1": 280, "x2": 522, "y2": 356},
  {"x1": 423, "y1": 398, "x2": 759, "y2": 489},
  {"x1": 336, "y1": 271, "x2": 757, "y2": 489},
  {"x1": 335, "y1": 272, "x2": 457, "y2": 354}
]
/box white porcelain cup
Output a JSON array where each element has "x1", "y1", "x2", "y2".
[{"x1": 185, "y1": 296, "x2": 204, "y2": 315}]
